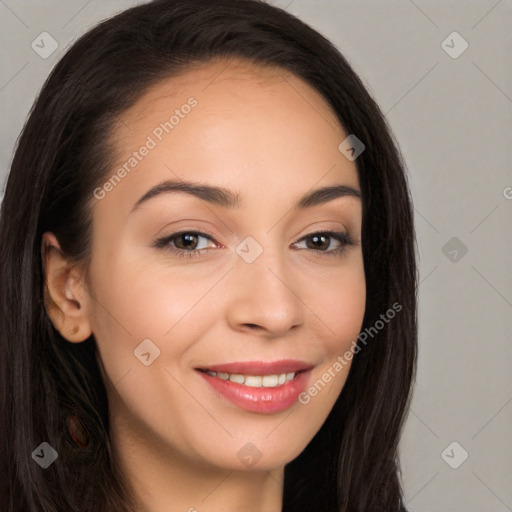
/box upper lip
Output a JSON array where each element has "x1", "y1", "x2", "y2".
[{"x1": 195, "y1": 359, "x2": 314, "y2": 375}]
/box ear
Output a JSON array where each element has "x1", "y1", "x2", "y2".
[{"x1": 41, "y1": 232, "x2": 92, "y2": 343}]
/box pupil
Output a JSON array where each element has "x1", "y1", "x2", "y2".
[
  {"x1": 180, "y1": 234, "x2": 197, "y2": 249},
  {"x1": 310, "y1": 234, "x2": 328, "y2": 250}
]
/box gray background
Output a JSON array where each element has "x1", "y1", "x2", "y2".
[{"x1": 1, "y1": 0, "x2": 511, "y2": 510}]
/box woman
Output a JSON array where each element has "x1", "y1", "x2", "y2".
[{"x1": 0, "y1": 0, "x2": 418, "y2": 510}]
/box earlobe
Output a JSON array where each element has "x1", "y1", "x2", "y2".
[{"x1": 41, "y1": 232, "x2": 92, "y2": 343}]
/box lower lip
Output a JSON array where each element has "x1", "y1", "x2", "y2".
[{"x1": 197, "y1": 370, "x2": 311, "y2": 414}]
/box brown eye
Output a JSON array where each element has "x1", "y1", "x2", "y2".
[
  {"x1": 306, "y1": 233, "x2": 331, "y2": 251},
  {"x1": 174, "y1": 233, "x2": 201, "y2": 250},
  {"x1": 293, "y1": 231, "x2": 355, "y2": 257},
  {"x1": 153, "y1": 230, "x2": 219, "y2": 259}
]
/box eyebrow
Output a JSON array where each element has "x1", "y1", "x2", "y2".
[{"x1": 129, "y1": 179, "x2": 361, "y2": 214}]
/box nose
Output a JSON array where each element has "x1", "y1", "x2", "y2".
[{"x1": 225, "y1": 248, "x2": 304, "y2": 338}]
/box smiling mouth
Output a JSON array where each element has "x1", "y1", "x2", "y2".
[
  {"x1": 196, "y1": 368, "x2": 308, "y2": 388},
  {"x1": 195, "y1": 363, "x2": 312, "y2": 414}
]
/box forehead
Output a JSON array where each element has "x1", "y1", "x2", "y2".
[
  {"x1": 95, "y1": 57, "x2": 359, "y2": 218},
  {"x1": 117, "y1": 56, "x2": 343, "y2": 135}
]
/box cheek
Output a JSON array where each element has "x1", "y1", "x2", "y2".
[
  {"x1": 87, "y1": 251, "x2": 225, "y2": 381},
  {"x1": 299, "y1": 263, "x2": 365, "y2": 402},
  {"x1": 311, "y1": 261, "x2": 366, "y2": 350}
]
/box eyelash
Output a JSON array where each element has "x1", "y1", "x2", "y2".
[{"x1": 153, "y1": 229, "x2": 356, "y2": 259}]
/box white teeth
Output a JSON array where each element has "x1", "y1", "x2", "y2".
[
  {"x1": 244, "y1": 376, "x2": 262, "y2": 387},
  {"x1": 262, "y1": 375, "x2": 278, "y2": 387},
  {"x1": 204, "y1": 370, "x2": 297, "y2": 387},
  {"x1": 229, "y1": 374, "x2": 245, "y2": 384}
]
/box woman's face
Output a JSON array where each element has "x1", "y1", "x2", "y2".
[{"x1": 58, "y1": 59, "x2": 365, "y2": 471}]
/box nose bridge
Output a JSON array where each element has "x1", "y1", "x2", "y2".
[{"x1": 226, "y1": 234, "x2": 304, "y2": 335}]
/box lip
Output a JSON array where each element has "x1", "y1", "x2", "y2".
[
  {"x1": 195, "y1": 360, "x2": 313, "y2": 414},
  {"x1": 195, "y1": 359, "x2": 314, "y2": 375}
]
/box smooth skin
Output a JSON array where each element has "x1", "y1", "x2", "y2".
[{"x1": 42, "y1": 57, "x2": 366, "y2": 512}]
